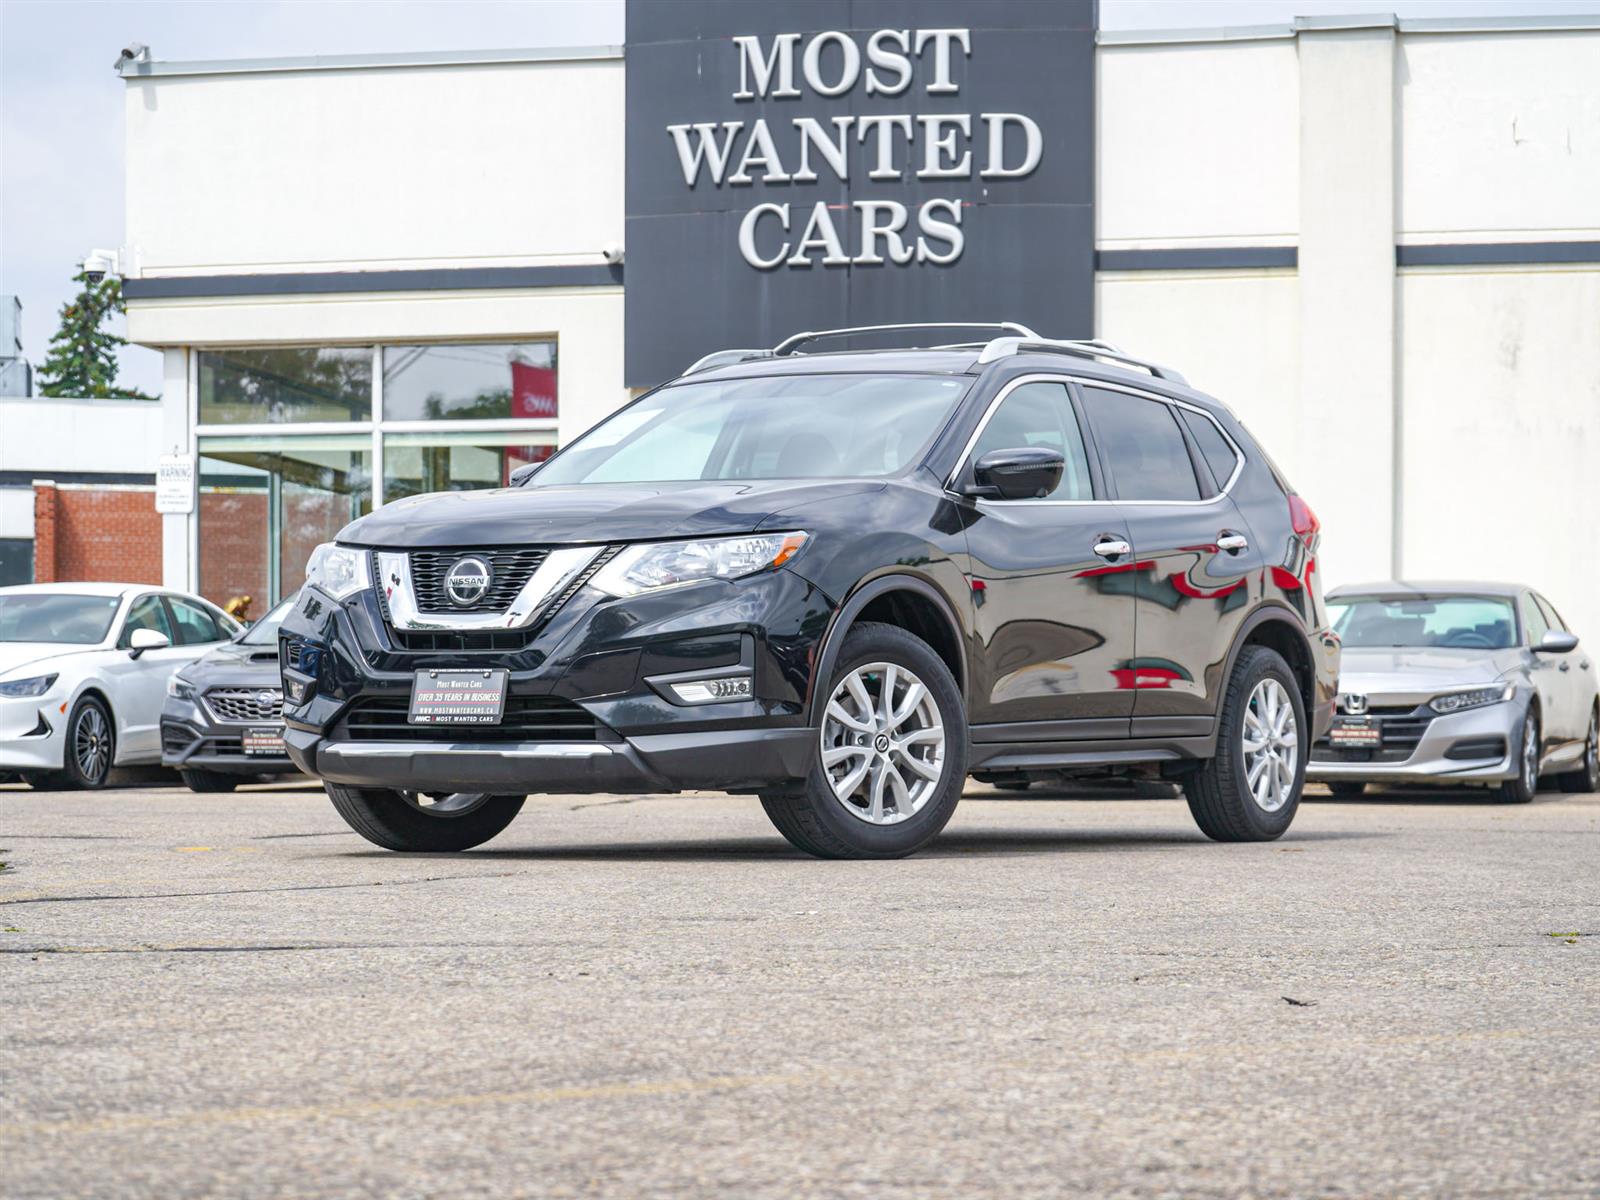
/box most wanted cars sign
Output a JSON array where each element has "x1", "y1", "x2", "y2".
[{"x1": 623, "y1": 0, "x2": 1097, "y2": 387}]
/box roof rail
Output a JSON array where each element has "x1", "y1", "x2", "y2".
[
  {"x1": 773, "y1": 322, "x2": 1039, "y2": 357},
  {"x1": 975, "y1": 337, "x2": 1188, "y2": 384},
  {"x1": 682, "y1": 348, "x2": 775, "y2": 375}
]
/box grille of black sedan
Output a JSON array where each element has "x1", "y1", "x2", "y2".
[
  {"x1": 409, "y1": 548, "x2": 548, "y2": 613},
  {"x1": 1311, "y1": 704, "x2": 1437, "y2": 763},
  {"x1": 203, "y1": 687, "x2": 284, "y2": 724},
  {"x1": 338, "y1": 695, "x2": 599, "y2": 742}
]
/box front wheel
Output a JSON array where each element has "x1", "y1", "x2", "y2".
[
  {"x1": 62, "y1": 696, "x2": 115, "y2": 789},
  {"x1": 1498, "y1": 709, "x2": 1541, "y2": 804},
  {"x1": 761, "y1": 622, "x2": 967, "y2": 859},
  {"x1": 1185, "y1": 646, "x2": 1305, "y2": 841},
  {"x1": 1557, "y1": 708, "x2": 1598, "y2": 794},
  {"x1": 325, "y1": 784, "x2": 526, "y2": 851},
  {"x1": 1326, "y1": 780, "x2": 1367, "y2": 798},
  {"x1": 181, "y1": 769, "x2": 238, "y2": 794}
]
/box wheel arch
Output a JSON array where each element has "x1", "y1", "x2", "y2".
[
  {"x1": 1221, "y1": 606, "x2": 1318, "y2": 721},
  {"x1": 805, "y1": 573, "x2": 967, "y2": 726}
]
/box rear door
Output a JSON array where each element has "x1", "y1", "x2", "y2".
[
  {"x1": 1077, "y1": 384, "x2": 1259, "y2": 734},
  {"x1": 956, "y1": 376, "x2": 1136, "y2": 732}
]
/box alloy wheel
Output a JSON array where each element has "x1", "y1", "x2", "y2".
[
  {"x1": 1241, "y1": 678, "x2": 1298, "y2": 813},
  {"x1": 399, "y1": 791, "x2": 492, "y2": 818},
  {"x1": 1586, "y1": 712, "x2": 1599, "y2": 790},
  {"x1": 74, "y1": 705, "x2": 110, "y2": 783},
  {"x1": 820, "y1": 661, "x2": 945, "y2": 825},
  {"x1": 1522, "y1": 717, "x2": 1539, "y2": 795}
]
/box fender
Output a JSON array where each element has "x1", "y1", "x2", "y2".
[
  {"x1": 1216, "y1": 601, "x2": 1320, "y2": 719},
  {"x1": 803, "y1": 571, "x2": 968, "y2": 728}
]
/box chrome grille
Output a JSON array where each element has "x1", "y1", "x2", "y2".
[
  {"x1": 203, "y1": 687, "x2": 284, "y2": 725},
  {"x1": 409, "y1": 548, "x2": 549, "y2": 614}
]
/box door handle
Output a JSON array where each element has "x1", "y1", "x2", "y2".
[
  {"x1": 1217, "y1": 532, "x2": 1249, "y2": 554},
  {"x1": 1093, "y1": 539, "x2": 1131, "y2": 560},
  {"x1": 1559, "y1": 661, "x2": 1571, "y2": 672}
]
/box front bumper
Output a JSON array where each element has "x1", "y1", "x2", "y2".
[
  {"x1": 1306, "y1": 696, "x2": 1523, "y2": 784},
  {"x1": 278, "y1": 566, "x2": 835, "y2": 796},
  {"x1": 0, "y1": 693, "x2": 65, "y2": 772},
  {"x1": 160, "y1": 695, "x2": 300, "y2": 776}
]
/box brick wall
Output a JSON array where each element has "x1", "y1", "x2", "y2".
[{"x1": 32, "y1": 483, "x2": 162, "y2": 585}]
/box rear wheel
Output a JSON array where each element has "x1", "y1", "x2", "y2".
[
  {"x1": 1185, "y1": 646, "x2": 1305, "y2": 841},
  {"x1": 62, "y1": 696, "x2": 114, "y2": 790},
  {"x1": 1557, "y1": 708, "x2": 1598, "y2": 794},
  {"x1": 180, "y1": 769, "x2": 238, "y2": 794},
  {"x1": 1326, "y1": 780, "x2": 1367, "y2": 798},
  {"x1": 1498, "y1": 710, "x2": 1540, "y2": 804},
  {"x1": 761, "y1": 622, "x2": 966, "y2": 859},
  {"x1": 325, "y1": 784, "x2": 525, "y2": 851}
]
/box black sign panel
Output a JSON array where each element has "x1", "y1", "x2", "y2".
[{"x1": 624, "y1": 0, "x2": 1098, "y2": 386}]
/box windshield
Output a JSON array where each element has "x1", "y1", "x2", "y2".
[
  {"x1": 1329, "y1": 595, "x2": 1519, "y2": 650},
  {"x1": 239, "y1": 596, "x2": 297, "y2": 646},
  {"x1": 532, "y1": 373, "x2": 970, "y2": 486},
  {"x1": 0, "y1": 593, "x2": 122, "y2": 645}
]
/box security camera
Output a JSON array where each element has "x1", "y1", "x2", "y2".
[
  {"x1": 80, "y1": 249, "x2": 120, "y2": 284},
  {"x1": 114, "y1": 42, "x2": 150, "y2": 70},
  {"x1": 601, "y1": 243, "x2": 625, "y2": 265}
]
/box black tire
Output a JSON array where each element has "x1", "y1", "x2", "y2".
[
  {"x1": 1499, "y1": 708, "x2": 1541, "y2": 804},
  {"x1": 181, "y1": 769, "x2": 238, "y2": 794},
  {"x1": 325, "y1": 783, "x2": 525, "y2": 851},
  {"x1": 61, "y1": 695, "x2": 115, "y2": 790},
  {"x1": 1557, "y1": 707, "x2": 1598, "y2": 794},
  {"x1": 22, "y1": 772, "x2": 69, "y2": 791},
  {"x1": 1327, "y1": 780, "x2": 1367, "y2": 798},
  {"x1": 760, "y1": 622, "x2": 967, "y2": 860},
  {"x1": 1185, "y1": 646, "x2": 1306, "y2": 842}
]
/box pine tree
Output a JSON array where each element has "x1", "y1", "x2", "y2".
[{"x1": 36, "y1": 271, "x2": 155, "y2": 399}]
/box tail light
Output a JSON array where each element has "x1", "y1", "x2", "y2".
[{"x1": 1288, "y1": 494, "x2": 1320, "y2": 538}]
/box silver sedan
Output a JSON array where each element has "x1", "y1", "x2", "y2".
[{"x1": 1308, "y1": 581, "x2": 1599, "y2": 802}]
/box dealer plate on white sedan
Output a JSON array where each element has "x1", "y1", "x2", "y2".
[
  {"x1": 1329, "y1": 716, "x2": 1381, "y2": 747},
  {"x1": 408, "y1": 669, "x2": 508, "y2": 725}
]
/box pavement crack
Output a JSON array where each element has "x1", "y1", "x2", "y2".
[{"x1": 0, "y1": 872, "x2": 516, "y2": 907}]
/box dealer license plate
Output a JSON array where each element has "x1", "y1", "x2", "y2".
[
  {"x1": 243, "y1": 726, "x2": 286, "y2": 757},
  {"x1": 408, "y1": 669, "x2": 508, "y2": 726},
  {"x1": 1329, "y1": 717, "x2": 1381, "y2": 747}
]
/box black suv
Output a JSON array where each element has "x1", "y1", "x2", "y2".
[{"x1": 281, "y1": 323, "x2": 1337, "y2": 858}]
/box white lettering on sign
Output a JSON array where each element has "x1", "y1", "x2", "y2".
[{"x1": 669, "y1": 27, "x2": 1040, "y2": 272}]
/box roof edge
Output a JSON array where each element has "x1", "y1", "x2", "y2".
[{"x1": 119, "y1": 44, "x2": 623, "y2": 81}]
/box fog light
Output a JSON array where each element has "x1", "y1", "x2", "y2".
[
  {"x1": 282, "y1": 671, "x2": 314, "y2": 707},
  {"x1": 667, "y1": 675, "x2": 753, "y2": 704}
]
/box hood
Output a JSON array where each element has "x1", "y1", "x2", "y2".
[
  {"x1": 337, "y1": 479, "x2": 883, "y2": 548},
  {"x1": 0, "y1": 642, "x2": 102, "y2": 679},
  {"x1": 180, "y1": 639, "x2": 282, "y2": 689},
  {"x1": 1336, "y1": 646, "x2": 1524, "y2": 700}
]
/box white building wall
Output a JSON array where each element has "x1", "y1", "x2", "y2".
[
  {"x1": 124, "y1": 56, "x2": 625, "y2": 275},
  {"x1": 1097, "y1": 39, "x2": 1299, "y2": 250}
]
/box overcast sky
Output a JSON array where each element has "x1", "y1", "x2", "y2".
[{"x1": 2, "y1": 0, "x2": 1596, "y2": 396}]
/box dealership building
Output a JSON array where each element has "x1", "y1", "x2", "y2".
[{"x1": 27, "y1": 6, "x2": 1596, "y2": 630}]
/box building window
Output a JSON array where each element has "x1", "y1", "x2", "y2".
[
  {"x1": 0, "y1": 537, "x2": 32, "y2": 586},
  {"x1": 199, "y1": 347, "x2": 372, "y2": 425},
  {"x1": 383, "y1": 432, "x2": 555, "y2": 503},
  {"x1": 382, "y1": 342, "x2": 557, "y2": 421},
  {"x1": 198, "y1": 435, "x2": 372, "y2": 612}
]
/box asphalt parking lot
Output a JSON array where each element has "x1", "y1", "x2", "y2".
[{"x1": 2, "y1": 778, "x2": 1597, "y2": 1199}]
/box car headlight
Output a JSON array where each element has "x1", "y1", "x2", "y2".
[
  {"x1": 167, "y1": 674, "x2": 196, "y2": 701},
  {"x1": 0, "y1": 673, "x2": 57, "y2": 698},
  {"x1": 1430, "y1": 682, "x2": 1515, "y2": 715},
  {"x1": 305, "y1": 542, "x2": 371, "y2": 600},
  {"x1": 591, "y1": 532, "x2": 808, "y2": 597}
]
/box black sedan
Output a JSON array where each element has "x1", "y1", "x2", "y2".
[{"x1": 161, "y1": 597, "x2": 303, "y2": 792}]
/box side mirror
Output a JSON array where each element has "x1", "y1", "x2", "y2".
[
  {"x1": 128, "y1": 627, "x2": 170, "y2": 658},
  {"x1": 966, "y1": 447, "x2": 1064, "y2": 501},
  {"x1": 1535, "y1": 630, "x2": 1579, "y2": 654},
  {"x1": 509, "y1": 461, "x2": 543, "y2": 486}
]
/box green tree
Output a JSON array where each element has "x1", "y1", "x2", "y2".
[{"x1": 36, "y1": 271, "x2": 155, "y2": 399}]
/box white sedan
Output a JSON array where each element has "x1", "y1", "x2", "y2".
[{"x1": 0, "y1": 583, "x2": 242, "y2": 789}]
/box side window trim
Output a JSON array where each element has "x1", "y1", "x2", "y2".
[
  {"x1": 947, "y1": 373, "x2": 1105, "y2": 502},
  {"x1": 1533, "y1": 592, "x2": 1568, "y2": 635}
]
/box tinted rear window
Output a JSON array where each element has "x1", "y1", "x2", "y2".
[
  {"x1": 1081, "y1": 388, "x2": 1201, "y2": 502},
  {"x1": 1180, "y1": 409, "x2": 1240, "y2": 494}
]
